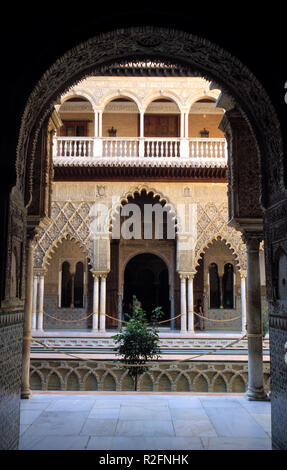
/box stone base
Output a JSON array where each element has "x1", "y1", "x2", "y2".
[{"x1": 246, "y1": 387, "x2": 269, "y2": 401}]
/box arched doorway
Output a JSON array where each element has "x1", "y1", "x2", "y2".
[
  {"x1": 123, "y1": 253, "x2": 170, "y2": 323},
  {"x1": 2, "y1": 25, "x2": 285, "y2": 450}
]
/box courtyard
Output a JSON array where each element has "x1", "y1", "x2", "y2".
[{"x1": 19, "y1": 392, "x2": 271, "y2": 450}]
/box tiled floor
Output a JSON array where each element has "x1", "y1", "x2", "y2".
[{"x1": 19, "y1": 393, "x2": 272, "y2": 450}]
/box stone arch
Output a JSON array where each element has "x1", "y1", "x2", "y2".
[
  {"x1": 33, "y1": 200, "x2": 94, "y2": 270},
  {"x1": 98, "y1": 90, "x2": 142, "y2": 112},
  {"x1": 142, "y1": 91, "x2": 182, "y2": 113},
  {"x1": 108, "y1": 183, "x2": 179, "y2": 234},
  {"x1": 212, "y1": 373, "x2": 227, "y2": 392},
  {"x1": 121, "y1": 371, "x2": 135, "y2": 391},
  {"x1": 230, "y1": 373, "x2": 246, "y2": 393},
  {"x1": 175, "y1": 373, "x2": 191, "y2": 392},
  {"x1": 101, "y1": 371, "x2": 117, "y2": 391},
  {"x1": 30, "y1": 370, "x2": 44, "y2": 390},
  {"x1": 186, "y1": 91, "x2": 220, "y2": 112},
  {"x1": 138, "y1": 372, "x2": 154, "y2": 391},
  {"x1": 66, "y1": 370, "x2": 81, "y2": 391},
  {"x1": 83, "y1": 371, "x2": 99, "y2": 391},
  {"x1": 46, "y1": 371, "x2": 63, "y2": 391},
  {"x1": 59, "y1": 88, "x2": 97, "y2": 110},
  {"x1": 41, "y1": 232, "x2": 90, "y2": 270},
  {"x1": 195, "y1": 230, "x2": 246, "y2": 274},
  {"x1": 193, "y1": 372, "x2": 209, "y2": 392},
  {"x1": 17, "y1": 26, "x2": 284, "y2": 210},
  {"x1": 156, "y1": 372, "x2": 172, "y2": 391}
]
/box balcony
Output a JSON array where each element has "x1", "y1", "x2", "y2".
[{"x1": 53, "y1": 136, "x2": 227, "y2": 167}]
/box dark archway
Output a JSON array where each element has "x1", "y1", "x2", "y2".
[{"x1": 123, "y1": 253, "x2": 170, "y2": 322}]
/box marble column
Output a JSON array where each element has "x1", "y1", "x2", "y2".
[
  {"x1": 92, "y1": 274, "x2": 99, "y2": 331},
  {"x1": 94, "y1": 111, "x2": 99, "y2": 137},
  {"x1": 37, "y1": 274, "x2": 45, "y2": 331},
  {"x1": 139, "y1": 111, "x2": 145, "y2": 157},
  {"x1": 187, "y1": 274, "x2": 194, "y2": 333},
  {"x1": 31, "y1": 275, "x2": 38, "y2": 330},
  {"x1": 244, "y1": 233, "x2": 268, "y2": 400},
  {"x1": 241, "y1": 272, "x2": 247, "y2": 333},
  {"x1": 180, "y1": 274, "x2": 187, "y2": 333},
  {"x1": 21, "y1": 235, "x2": 36, "y2": 399},
  {"x1": 99, "y1": 274, "x2": 107, "y2": 332}
]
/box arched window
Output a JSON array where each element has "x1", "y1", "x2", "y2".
[
  {"x1": 74, "y1": 261, "x2": 84, "y2": 308},
  {"x1": 209, "y1": 263, "x2": 220, "y2": 308},
  {"x1": 222, "y1": 263, "x2": 234, "y2": 308},
  {"x1": 61, "y1": 261, "x2": 84, "y2": 308},
  {"x1": 61, "y1": 261, "x2": 72, "y2": 308}
]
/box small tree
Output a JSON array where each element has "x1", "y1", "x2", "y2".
[{"x1": 113, "y1": 296, "x2": 163, "y2": 391}]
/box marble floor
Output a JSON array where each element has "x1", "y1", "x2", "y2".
[{"x1": 19, "y1": 393, "x2": 272, "y2": 450}]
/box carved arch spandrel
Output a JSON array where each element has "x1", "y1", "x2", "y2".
[
  {"x1": 194, "y1": 202, "x2": 246, "y2": 273},
  {"x1": 33, "y1": 201, "x2": 94, "y2": 269}
]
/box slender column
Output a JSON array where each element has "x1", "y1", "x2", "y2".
[
  {"x1": 139, "y1": 111, "x2": 145, "y2": 157},
  {"x1": 185, "y1": 112, "x2": 189, "y2": 138},
  {"x1": 241, "y1": 272, "x2": 247, "y2": 333},
  {"x1": 94, "y1": 111, "x2": 99, "y2": 137},
  {"x1": 244, "y1": 233, "x2": 268, "y2": 400},
  {"x1": 187, "y1": 275, "x2": 194, "y2": 333},
  {"x1": 92, "y1": 274, "x2": 99, "y2": 331},
  {"x1": 31, "y1": 275, "x2": 38, "y2": 330},
  {"x1": 37, "y1": 274, "x2": 45, "y2": 331},
  {"x1": 58, "y1": 270, "x2": 62, "y2": 308},
  {"x1": 170, "y1": 293, "x2": 175, "y2": 330},
  {"x1": 180, "y1": 274, "x2": 187, "y2": 333},
  {"x1": 180, "y1": 112, "x2": 185, "y2": 138},
  {"x1": 118, "y1": 293, "x2": 123, "y2": 327},
  {"x1": 70, "y1": 273, "x2": 75, "y2": 308},
  {"x1": 98, "y1": 111, "x2": 103, "y2": 137},
  {"x1": 99, "y1": 274, "x2": 107, "y2": 332},
  {"x1": 21, "y1": 235, "x2": 36, "y2": 398}
]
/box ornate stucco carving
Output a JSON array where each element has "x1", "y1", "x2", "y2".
[
  {"x1": 33, "y1": 201, "x2": 93, "y2": 269},
  {"x1": 194, "y1": 201, "x2": 246, "y2": 273}
]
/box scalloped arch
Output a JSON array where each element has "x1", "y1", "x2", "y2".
[
  {"x1": 195, "y1": 235, "x2": 245, "y2": 273},
  {"x1": 42, "y1": 232, "x2": 91, "y2": 269},
  {"x1": 108, "y1": 183, "x2": 180, "y2": 232}
]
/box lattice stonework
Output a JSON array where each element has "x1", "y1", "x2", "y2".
[
  {"x1": 33, "y1": 201, "x2": 93, "y2": 269},
  {"x1": 194, "y1": 202, "x2": 246, "y2": 272}
]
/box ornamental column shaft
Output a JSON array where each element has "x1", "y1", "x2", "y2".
[
  {"x1": 245, "y1": 234, "x2": 267, "y2": 400},
  {"x1": 31, "y1": 275, "x2": 38, "y2": 330},
  {"x1": 99, "y1": 275, "x2": 106, "y2": 332},
  {"x1": 187, "y1": 275, "x2": 194, "y2": 333},
  {"x1": 92, "y1": 274, "x2": 99, "y2": 331},
  {"x1": 241, "y1": 274, "x2": 247, "y2": 333},
  {"x1": 37, "y1": 275, "x2": 45, "y2": 331},
  {"x1": 21, "y1": 236, "x2": 35, "y2": 399},
  {"x1": 180, "y1": 275, "x2": 187, "y2": 333}
]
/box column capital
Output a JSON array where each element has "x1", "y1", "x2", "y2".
[
  {"x1": 34, "y1": 268, "x2": 47, "y2": 277},
  {"x1": 240, "y1": 269, "x2": 247, "y2": 279},
  {"x1": 241, "y1": 231, "x2": 263, "y2": 249},
  {"x1": 91, "y1": 270, "x2": 109, "y2": 278},
  {"x1": 179, "y1": 271, "x2": 196, "y2": 280}
]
